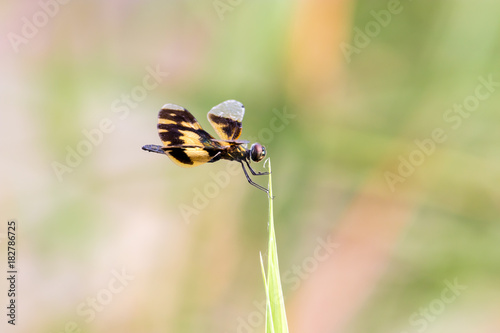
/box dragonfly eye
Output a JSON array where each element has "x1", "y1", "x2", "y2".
[{"x1": 250, "y1": 143, "x2": 266, "y2": 162}]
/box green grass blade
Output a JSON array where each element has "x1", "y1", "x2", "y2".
[
  {"x1": 262, "y1": 159, "x2": 289, "y2": 333},
  {"x1": 260, "y1": 252, "x2": 275, "y2": 333}
]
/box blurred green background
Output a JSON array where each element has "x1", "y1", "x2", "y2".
[{"x1": 1, "y1": 1, "x2": 499, "y2": 332}]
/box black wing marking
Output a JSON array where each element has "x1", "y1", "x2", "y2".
[
  {"x1": 158, "y1": 103, "x2": 217, "y2": 148},
  {"x1": 207, "y1": 100, "x2": 244, "y2": 140}
]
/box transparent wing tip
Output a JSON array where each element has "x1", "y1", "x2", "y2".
[{"x1": 209, "y1": 100, "x2": 245, "y2": 122}]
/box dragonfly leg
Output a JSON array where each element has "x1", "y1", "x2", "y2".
[
  {"x1": 240, "y1": 162, "x2": 269, "y2": 194},
  {"x1": 244, "y1": 159, "x2": 270, "y2": 176}
]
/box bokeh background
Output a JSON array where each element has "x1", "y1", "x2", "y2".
[{"x1": 1, "y1": 1, "x2": 499, "y2": 332}]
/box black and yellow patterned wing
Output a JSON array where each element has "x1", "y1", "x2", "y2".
[
  {"x1": 157, "y1": 103, "x2": 221, "y2": 167},
  {"x1": 207, "y1": 100, "x2": 244, "y2": 141}
]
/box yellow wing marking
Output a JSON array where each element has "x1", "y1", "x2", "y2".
[{"x1": 165, "y1": 147, "x2": 215, "y2": 168}]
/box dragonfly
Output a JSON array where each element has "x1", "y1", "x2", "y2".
[{"x1": 142, "y1": 100, "x2": 269, "y2": 193}]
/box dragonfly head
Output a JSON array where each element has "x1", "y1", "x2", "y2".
[{"x1": 250, "y1": 143, "x2": 266, "y2": 162}]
